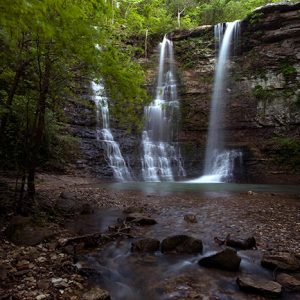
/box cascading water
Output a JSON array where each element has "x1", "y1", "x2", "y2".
[
  {"x1": 141, "y1": 36, "x2": 186, "y2": 182},
  {"x1": 92, "y1": 82, "x2": 132, "y2": 181},
  {"x1": 191, "y1": 21, "x2": 242, "y2": 183}
]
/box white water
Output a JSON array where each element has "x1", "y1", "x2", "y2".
[
  {"x1": 141, "y1": 36, "x2": 186, "y2": 182},
  {"x1": 92, "y1": 82, "x2": 132, "y2": 181},
  {"x1": 191, "y1": 21, "x2": 241, "y2": 184}
]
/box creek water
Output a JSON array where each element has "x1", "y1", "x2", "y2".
[
  {"x1": 73, "y1": 183, "x2": 300, "y2": 300},
  {"x1": 110, "y1": 181, "x2": 300, "y2": 194}
]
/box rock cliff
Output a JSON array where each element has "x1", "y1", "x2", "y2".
[
  {"x1": 168, "y1": 2, "x2": 300, "y2": 183},
  {"x1": 68, "y1": 3, "x2": 300, "y2": 184}
]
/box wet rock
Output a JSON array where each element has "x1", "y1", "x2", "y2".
[
  {"x1": 198, "y1": 248, "x2": 241, "y2": 271},
  {"x1": 131, "y1": 238, "x2": 160, "y2": 253},
  {"x1": 5, "y1": 217, "x2": 54, "y2": 246},
  {"x1": 82, "y1": 286, "x2": 111, "y2": 300},
  {"x1": 161, "y1": 235, "x2": 203, "y2": 254},
  {"x1": 183, "y1": 214, "x2": 197, "y2": 223},
  {"x1": 237, "y1": 275, "x2": 282, "y2": 298},
  {"x1": 225, "y1": 236, "x2": 257, "y2": 250},
  {"x1": 76, "y1": 261, "x2": 102, "y2": 278},
  {"x1": 276, "y1": 273, "x2": 300, "y2": 291},
  {"x1": 125, "y1": 213, "x2": 157, "y2": 226},
  {"x1": 261, "y1": 252, "x2": 300, "y2": 271}
]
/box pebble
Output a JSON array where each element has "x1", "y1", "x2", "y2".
[
  {"x1": 36, "y1": 256, "x2": 47, "y2": 263},
  {"x1": 36, "y1": 295, "x2": 50, "y2": 300},
  {"x1": 51, "y1": 277, "x2": 68, "y2": 288}
]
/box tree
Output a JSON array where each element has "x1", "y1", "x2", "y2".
[{"x1": 0, "y1": 0, "x2": 149, "y2": 213}]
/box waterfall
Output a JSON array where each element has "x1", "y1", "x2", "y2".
[
  {"x1": 191, "y1": 21, "x2": 242, "y2": 183},
  {"x1": 92, "y1": 82, "x2": 132, "y2": 182},
  {"x1": 141, "y1": 36, "x2": 186, "y2": 182}
]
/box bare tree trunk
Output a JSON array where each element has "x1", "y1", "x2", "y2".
[
  {"x1": 25, "y1": 48, "x2": 51, "y2": 207},
  {"x1": 177, "y1": 9, "x2": 181, "y2": 28},
  {"x1": 144, "y1": 29, "x2": 148, "y2": 59}
]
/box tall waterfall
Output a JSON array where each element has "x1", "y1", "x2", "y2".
[
  {"x1": 191, "y1": 21, "x2": 241, "y2": 183},
  {"x1": 92, "y1": 82, "x2": 132, "y2": 181},
  {"x1": 141, "y1": 36, "x2": 185, "y2": 182}
]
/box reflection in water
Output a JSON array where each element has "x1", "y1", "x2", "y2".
[{"x1": 66, "y1": 208, "x2": 123, "y2": 235}]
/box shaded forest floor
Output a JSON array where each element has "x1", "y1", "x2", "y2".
[{"x1": 0, "y1": 173, "x2": 300, "y2": 299}]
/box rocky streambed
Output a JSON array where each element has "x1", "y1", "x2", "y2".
[{"x1": 0, "y1": 174, "x2": 300, "y2": 299}]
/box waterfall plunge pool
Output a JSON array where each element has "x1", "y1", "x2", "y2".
[{"x1": 108, "y1": 181, "x2": 300, "y2": 195}]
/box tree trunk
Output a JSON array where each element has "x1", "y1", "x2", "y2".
[
  {"x1": 177, "y1": 10, "x2": 181, "y2": 28},
  {"x1": 26, "y1": 52, "x2": 51, "y2": 204},
  {"x1": 144, "y1": 29, "x2": 148, "y2": 59}
]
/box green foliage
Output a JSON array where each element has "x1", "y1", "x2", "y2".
[
  {"x1": 270, "y1": 137, "x2": 300, "y2": 170},
  {"x1": 0, "y1": 0, "x2": 151, "y2": 194},
  {"x1": 253, "y1": 85, "x2": 271, "y2": 101},
  {"x1": 279, "y1": 62, "x2": 297, "y2": 81},
  {"x1": 248, "y1": 12, "x2": 264, "y2": 25}
]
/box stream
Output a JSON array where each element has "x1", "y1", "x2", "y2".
[{"x1": 68, "y1": 183, "x2": 300, "y2": 300}]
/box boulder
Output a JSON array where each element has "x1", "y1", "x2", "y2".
[
  {"x1": 198, "y1": 248, "x2": 241, "y2": 271},
  {"x1": 125, "y1": 213, "x2": 157, "y2": 226},
  {"x1": 225, "y1": 236, "x2": 257, "y2": 250},
  {"x1": 261, "y1": 252, "x2": 300, "y2": 272},
  {"x1": 82, "y1": 287, "x2": 111, "y2": 300},
  {"x1": 237, "y1": 275, "x2": 282, "y2": 298},
  {"x1": 161, "y1": 235, "x2": 203, "y2": 254},
  {"x1": 276, "y1": 273, "x2": 300, "y2": 292},
  {"x1": 131, "y1": 238, "x2": 160, "y2": 253}
]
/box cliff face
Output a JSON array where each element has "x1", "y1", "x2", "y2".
[
  {"x1": 68, "y1": 3, "x2": 300, "y2": 184},
  {"x1": 165, "y1": 3, "x2": 300, "y2": 183},
  {"x1": 64, "y1": 87, "x2": 142, "y2": 179}
]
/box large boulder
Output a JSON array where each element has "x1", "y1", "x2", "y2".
[
  {"x1": 237, "y1": 275, "x2": 282, "y2": 298},
  {"x1": 261, "y1": 252, "x2": 300, "y2": 272},
  {"x1": 161, "y1": 235, "x2": 203, "y2": 254},
  {"x1": 198, "y1": 248, "x2": 241, "y2": 271},
  {"x1": 131, "y1": 238, "x2": 160, "y2": 253}
]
